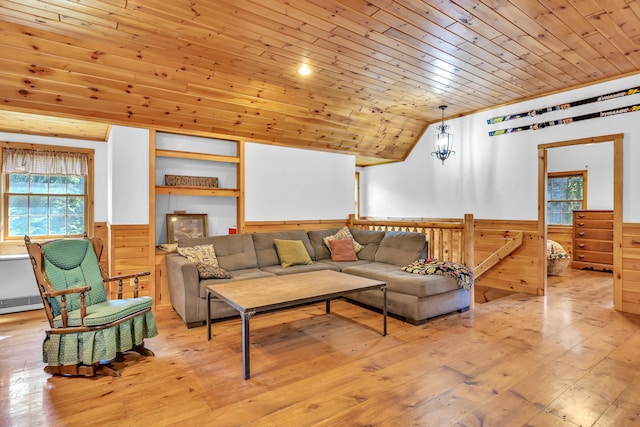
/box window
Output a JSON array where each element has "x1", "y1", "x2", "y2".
[
  {"x1": 2, "y1": 145, "x2": 93, "y2": 240},
  {"x1": 547, "y1": 171, "x2": 587, "y2": 225}
]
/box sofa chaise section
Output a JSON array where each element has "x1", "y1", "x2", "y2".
[{"x1": 340, "y1": 230, "x2": 469, "y2": 324}]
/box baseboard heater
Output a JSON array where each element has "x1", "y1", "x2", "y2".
[{"x1": 0, "y1": 295, "x2": 43, "y2": 314}]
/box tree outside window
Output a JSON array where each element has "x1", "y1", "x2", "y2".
[
  {"x1": 547, "y1": 171, "x2": 587, "y2": 225},
  {"x1": 7, "y1": 174, "x2": 86, "y2": 238}
]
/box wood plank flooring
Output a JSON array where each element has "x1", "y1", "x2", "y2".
[{"x1": 2, "y1": 269, "x2": 640, "y2": 426}]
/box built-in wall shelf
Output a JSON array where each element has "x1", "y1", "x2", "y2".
[
  {"x1": 149, "y1": 131, "x2": 245, "y2": 309},
  {"x1": 155, "y1": 149, "x2": 240, "y2": 164},
  {"x1": 154, "y1": 145, "x2": 241, "y2": 198},
  {"x1": 155, "y1": 186, "x2": 240, "y2": 197}
]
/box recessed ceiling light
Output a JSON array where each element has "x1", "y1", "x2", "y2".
[{"x1": 298, "y1": 64, "x2": 311, "y2": 75}]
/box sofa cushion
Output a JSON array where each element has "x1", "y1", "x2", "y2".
[
  {"x1": 252, "y1": 231, "x2": 315, "y2": 267},
  {"x1": 350, "y1": 228, "x2": 385, "y2": 261},
  {"x1": 260, "y1": 262, "x2": 338, "y2": 276},
  {"x1": 307, "y1": 228, "x2": 341, "y2": 261},
  {"x1": 318, "y1": 258, "x2": 372, "y2": 271},
  {"x1": 215, "y1": 235, "x2": 260, "y2": 271},
  {"x1": 375, "y1": 231, "x2": 427, "y2": 266},
  {"x1": 323, "y1": 226, "x2": 363, "y2": 253},
  {"x1": 274, "y1": 239, "x2": 313, "y2": 268},
  {"x1": 328, "y1": 238, "x2": 358, "y2": 261},
  {"x1": 342, "y1": 262, "x2": 458, "y2": 297}
]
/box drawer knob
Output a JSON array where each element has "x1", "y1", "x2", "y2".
[
  {"x1": 578, "y1": 255, "x2": 585, "y2": 259},
  {"x1": 578, "y1": 243, "x2": 585, "y2": 248},
  {"x1": 578, "y1": 232, "x2": 585, "y2": 236},
  {"x1": 578, "y1": 222, "x2": 585, "y2": 226},
  {"x1": 578, "y1": 214, "x2": 586, "y2": 218}
]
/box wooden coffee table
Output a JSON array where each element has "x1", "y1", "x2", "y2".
[{"x1": 206, "y1": 270, "x2": 387, "y2": 379}]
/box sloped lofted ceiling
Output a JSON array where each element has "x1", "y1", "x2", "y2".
[{"x1": 1, "y1": 1, "x2": 640, "y2": 165}]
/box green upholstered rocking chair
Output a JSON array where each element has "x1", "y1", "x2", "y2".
[{"x1": 25, "y1": 234, "x2": 158, "y2": 377}]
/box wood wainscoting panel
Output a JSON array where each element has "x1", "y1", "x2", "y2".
[
  {"x1": 108, "y1": 224, "x2": 152, "y2": 301},
  {"x1": 155, "y1": 249, "x2": 171, "y2": 307},
  {"x1": 621, "y1": 223, "x2": 640, "y2": 314},
  {"x1": 474, "y1": 219, "x2": 541, "y2": 296},
  {"x1": 244, "y1": 219, "x2": 349, "y2": 234}
]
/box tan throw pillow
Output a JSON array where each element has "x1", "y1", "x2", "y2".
[
  {"x1": 328, "y1": 238, "x2": 358, "y2": 261},
  {"x1": 177, "y1": 244, "x2": 219, "y2": 267},
  {"x1": 195, "y1": 263, "x2": 232, "y2": 279},
  {"x1": 323, "y1": 226, "x2": 363, "y2": 253},
  {"x1": 274, "y1": 239, "x2": 313, "y2": 268}
]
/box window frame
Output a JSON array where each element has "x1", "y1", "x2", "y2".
[
  {"x1": 0, "y1": 142, "x2": 94, "y2": 242},
  {"x1": 546, "y1": 170, "x2": 588, "y2": 226},
  {"x1": 355, "y1": 171, "x2": 360, "y2": 219}
]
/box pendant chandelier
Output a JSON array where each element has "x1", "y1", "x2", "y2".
[{"x1": 432, "y1": 105, "x2": 455, "y2": 165}]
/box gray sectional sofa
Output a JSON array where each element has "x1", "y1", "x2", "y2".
[{"x1": 165, "y1": 228, "x2": 471, "y2": 328}]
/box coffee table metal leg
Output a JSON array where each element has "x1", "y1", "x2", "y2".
[
  {"x1": 242, "y1": 310, "x2": 255, "y2": 379},
  {"x1": 382, "y1": 285, "x2": 387, "y2": 336},
  {"x1": 207, "y1": 292, "x2": 212, "y2": 340}
]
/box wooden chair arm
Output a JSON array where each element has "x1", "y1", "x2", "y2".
[
  {"x1": 104, "y1": 271, "x2": 150, "y2": 299},
  {"x1": 104, "y1": 271, "x2": 151, "y2": 283},
  {"x1": 43, "y1": 286, "x2": 92, "y2": 298},
  {"x1": 44, "y1": 286, "x2": 91, "y2": 329}
]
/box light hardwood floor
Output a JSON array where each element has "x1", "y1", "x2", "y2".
[{"x1": 2, "y1": 269, "x2": 639, "y2": 426}]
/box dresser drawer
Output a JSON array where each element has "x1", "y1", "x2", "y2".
[
  {"x1": 573, "y1": 211, "x2": 613, "y2": 221},
  {"x1": 573, "y1": 219, "x2": 614, "y2": 229},
  {"x1": 574, "y1": 228, "x2": 613, "y2": 241},
  {"x1": 573, "y1": 240, "x2": 613, "y2": 252},
  {"x1": 573, "y1": 250, "x2": 613, "y2": 265}
]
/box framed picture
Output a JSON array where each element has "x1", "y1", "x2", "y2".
[{"x1": 166, "y1": 213, "x2": 208, "y2": 244}]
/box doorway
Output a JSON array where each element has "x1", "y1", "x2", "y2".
[{"x1": 537, "y1": 134, "x2": 623, "y2": 308}]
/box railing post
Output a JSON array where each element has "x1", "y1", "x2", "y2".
[{"x1": 464, "y1": 213, "x2": 475, "y2": 309}]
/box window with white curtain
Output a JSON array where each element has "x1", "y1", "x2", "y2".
[{"x1": 2, "y1": 146, "x2": 91, "y2": 240}]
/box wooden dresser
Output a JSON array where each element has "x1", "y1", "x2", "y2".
[{"x1": 572, "y1": 210, "x2": 613, "y2": 272}]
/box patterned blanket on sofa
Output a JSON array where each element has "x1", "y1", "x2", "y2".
[{"x1": 401, "y1": 258, "x2": 474, "y2": 290}]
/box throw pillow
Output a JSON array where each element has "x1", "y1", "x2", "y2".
[
  {"x1": 274, "y1": 239, "x2": 313, "y2": 268},
  {"x1": 195, "y1": 263, "x2": 232, "y2": 279},
  {"x1": 323, "y1": 226, "x2": 363, "y2": 253},
  {"x1": 328, "y1": 238, "x2": 358, "y2": 261},
  {"x1": 177, "y1": 244, "x2": 219, "y2": 267},
  {"x1": 547, "y1": 240, "x2": 570, "y2": 260}
]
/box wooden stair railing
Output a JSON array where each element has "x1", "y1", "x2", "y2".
[{"x1": 473, "y1": 231, "x2": 524, "y2": 279}]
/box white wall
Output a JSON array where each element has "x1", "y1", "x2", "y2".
[
  {"x1": 547, "y1": 143, "x2": 614, "y2": 210},
  {"x1": 245, "y1": 143, "x2": 356, "y2": 221},
  {"x1": 107, "y1": 126, "x2": 150, "y2": 225},
  {"x1": 361, "y1": 73, "x2": 640, "y2": 222}
]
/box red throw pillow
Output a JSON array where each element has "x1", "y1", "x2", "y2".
[{"x1": 328, "y1": 238, "x2": 358, "y2": 261}]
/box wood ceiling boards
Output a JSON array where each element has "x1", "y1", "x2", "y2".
[{"x1": 1, "y1": 1, "x2": 640, "y2": 166}]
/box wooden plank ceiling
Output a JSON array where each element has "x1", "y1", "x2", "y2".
[{"x1": 1, "y1": 1, "x2": 640, "y2": 166}]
